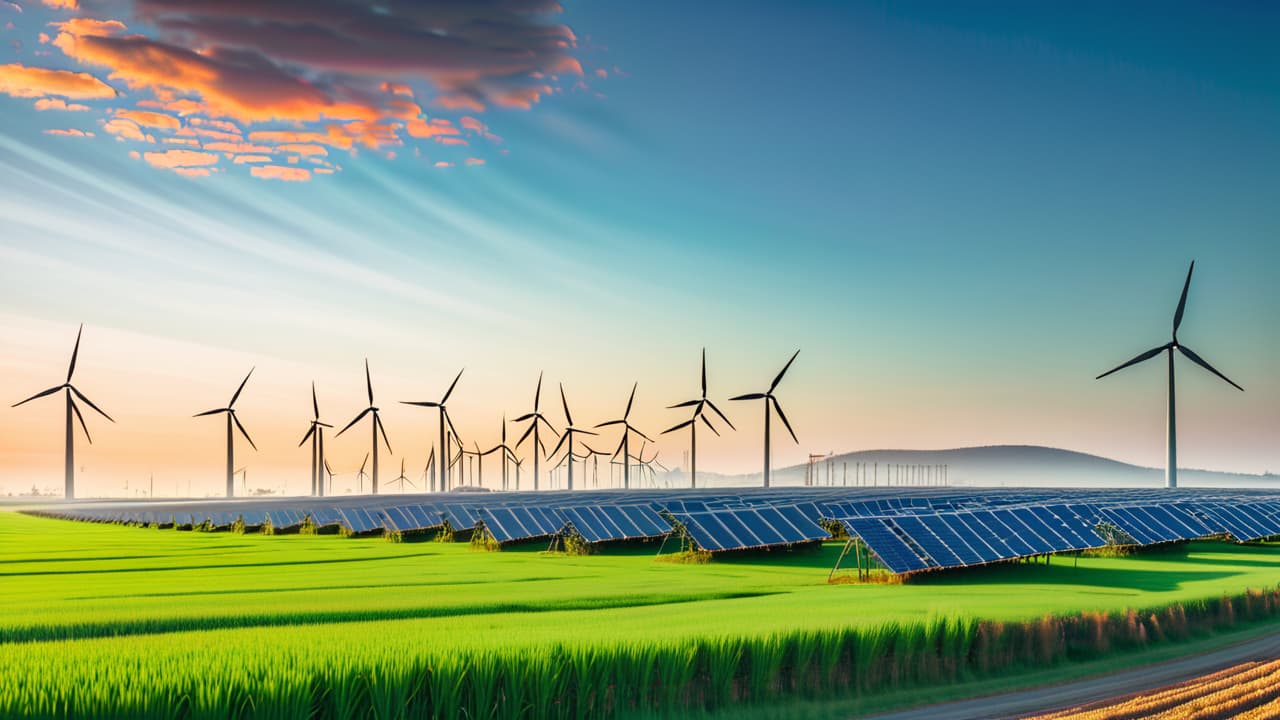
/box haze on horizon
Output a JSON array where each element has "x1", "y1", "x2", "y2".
[{"x1": 1, "y1": 0, "x2": 1276, "y2": 496}]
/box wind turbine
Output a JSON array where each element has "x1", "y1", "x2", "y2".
[
  {"x1": 421, "y1": 449, "x2": 434, "y2": 492},
  {"x1": 12, "y1": 324, "x2": 114, "y2": 500},
  {"x1": 299, "y1": 382, "x2": 332, "y2": 497},
  {"x1": 390, "y1": 458, "x2": 415, "y2": 493},
  {"x1": 323, "y1": 459, "x2": 338, "y2": 495},
  {"x1": 594, "y1": 382, "x2": 652, "y2": 490},
  {"x1": 581, "y1": 445, "x2": 611, "y2": 488},
  {"x1": 514, "y1": 372, "x2": 558, "y2": 491},
  {"x1": 511, "y1": 456, "x2": 524, "y2": 491},
  {"x1": 355, "y1": 453, "x2": 370, "y2": 494},
  {"x1": 662, "y1": 349, "x2": 734, "y2": 488},
  {"x1": 337, "y1": 359, "x2": 391, "y2": 494},
  {"x1": 1096, "y1": 261, "x2": 1243, "y2": 488},
  {"x1": 194, "y1": 368, "x2": 256, "y2": 498},
  {"x1": 730, "y1": 349, "x2": 800, "y2": 488},
  {"x1": 401, "y1": 368, "x2": 463, "y2": 493},
  {"x1": 482, "y1": 416, "x2": 517, "y2": 491},
  {"x1": 548, "y1": 384, "x2": 596, "y2": 491}
]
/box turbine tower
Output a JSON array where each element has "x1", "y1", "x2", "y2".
[
  {"x1": 400, "y1": 368, "x2": 463, "y2": 493},
  {"x1": 194, "y1": 367, "x2": 256, "y2": 498},
  {"x1": 594, "y1": 382, "x2": 652, "y2": 490},
  {"x1": 12, "y1": 324, "x2": 114, "y2": 500},
  {"x1": 662, "y1": 349, "x2": 734, "y2": 488},
  {"x1": 1096, "y1": 261, "x2": 1243, "y2": 488},
  {"x1": 730, "y1": 349, "x2": 801, "y2": 487},
  {"x1": 514, "y1": 372, "x2": 557, "y2": 491},
  {"x1": 298, "y1": 382, "x2": 332, "y2": 497},
  {"x1": 548, "y1": 384, "x2": 596, "y2": 491},
  {"x1": 336, "y1": 359, "x2": 392, "y2": 494},
  {"x1": 355, "y1": 453, "x2": 370, "y2": 494}
]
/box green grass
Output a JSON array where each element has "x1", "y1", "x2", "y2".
[{"x1": 2, "y1": 511, "x2": 1280, "y2": 718}]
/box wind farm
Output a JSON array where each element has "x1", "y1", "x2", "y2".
[{"x1": 1, "y1": 2, "x2": 1276, "y2": 718}]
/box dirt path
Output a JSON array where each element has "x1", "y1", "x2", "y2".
[{"x1": 868, "y1": 629, "x2": 1280, "y2": 720}]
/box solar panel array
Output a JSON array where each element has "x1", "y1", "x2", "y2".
[{"x1": 28, "y1": 486, "x2": 1280, "y2": 573}]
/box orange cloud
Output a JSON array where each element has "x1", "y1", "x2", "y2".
[
  {"x1": 34, "y1": 97, "x2": 88, "y2": 111},
  {"x1": 232, "y1": 154, "x2": 272, "y2": 164},
  {"x1": 173, "y1": 167, "x2": 212, "y2": 178},
  {"x1": 465, "y1": 157, "x2": 485, "y2": 166},
  {"x1": 251, "y1": 165, "x2": 310, "y2": 182},
  {"x1": 115, "y1": 108, "x2": 181, "y2": 130},
  {"x1": 102, "y1": 117, "x2": 149, "y2": 142},
  {"x1": 435, "y1": 94, "x2": 485, "y2": 113},
  {"x1": 434, "y1": 161, "x2": 453, "y2": 168},
  {"x1": 381, "y1": 82, "x2": 413, "y2": 98},
  {"x1": 314, "y1": 167, "x2": 335, "y2": 175},
  {"x1": 0, "y1": 63, "x2": 116, "y2": 99},
  {"x1": 41, "y1": 0, "x2": 78, "y2": 8},
  {"x1": 492, "y1": 86, "x2": 553, "y2": 110},
  {"x1": 189, "y1": 117, "x2": 240, "y2": 134},
  {"x1": 43, "y1": 128, "x2": 93, "y2": 137},
  {"x1": 594, "y1": 68, "x2": 607, "y2": 79},
  {"x1": 50, "y1": 17, "x2": 126, "y2": 37},
  {"x1": 202, "y1": 141, "x2": 272, "y2": 154},
  {"x1": 249, "y1": 128, "x2": 353, "y2": 151},
  {"x1": 190, "y1": 127, "x2": 240, "y2": 142},
  {"x1": 436, "y1": 136, "x2": 468, "y2": 147},
  {"x1": 275, "y1": 143, "x2": 327, "y2": 156},
  {"x1": 142, "y1": 149, "x2": 218, "y2": 169},
  {"x1": 405, "y1": 117, "x2": 460, "y2": 139},
  {"x1": 162, "y1": 137, "x2": 198, "y2": 146}
]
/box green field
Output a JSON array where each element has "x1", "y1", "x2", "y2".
[{"x1": 3, "y1": 511, "x2": 1280, "y2": 718}]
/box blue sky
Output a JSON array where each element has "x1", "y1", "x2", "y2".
[{"x1": 0, "y1": 0, "x2": 1276, "y2": 494}]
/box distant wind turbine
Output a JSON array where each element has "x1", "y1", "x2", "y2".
[
  {"x1": 481, "y1": 416, "x2": 517, "y2": 491},
  {"x1": 548, "y1": 384, "x2": 596, "y2": 491},
  {"x1": 595, "y1": 382, "x2": 652, "y2": 490},
  {"x1": 730, "y1": 349, "x2": 800, "y2": 488},
  {"x1": 323, "y1": 459, "x2": 338, "y2": 495},
  {"x1": 1096, "y1": 261, "x2": 1243, "y2": 488},
  {"x1": 662, "y1": 349, "x2": 734, "y2": 488},
  {"x1": 298, "y1": 382, "x2": 332, "y2": 497},
  {"x1": 336, "y1": 359, "x2": 392, "y2": 494},
  {"x1": 390, "y1": 458, "x2": 415, "y2": 493},
  {"x1": 514, "y1": 372, "x2": 558, "y2": 491},
  {"x1": 401, "y1": 368, "x2": 463, "y2": 493},
  {"x1": 12, "y1": 324, "x2": 114, "y2": 500},
  {"x1": 355, "y1": 453, "x2": 370, "y2": 494},
  {"x1": 194, "y1": 367, "x2": 256, "y2": 498},
  {"x1": 581, "y1": 445, "x2": 611, "y2": 488}
]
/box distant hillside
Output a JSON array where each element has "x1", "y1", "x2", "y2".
[{"x1": 653, "y1": 445, "x2": 1278, "y2": 489}]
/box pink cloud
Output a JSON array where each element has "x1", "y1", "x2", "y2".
[
  {"x1": 34, "y1": 97, "x2": 88, "y2": 111},
  {"x1": 251, "y1": 165, "x2": 310, "y2": 182},
  {"x1": 142, "y1": 148, "x2": 218, "y2": 168}
]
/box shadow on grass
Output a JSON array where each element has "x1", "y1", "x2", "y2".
[
  {"x1": 67, "y1": 574, "x2": 582, "y2": 601},
  {"x1": 911, "y1": 562, "x2": 1237, "y2": 593},
  {"x1": 0, "y1": 589, "x2": 783, "y2": 645},
  {"x1": 0, "y1": 552, "x2": 440, "y2": 578}
]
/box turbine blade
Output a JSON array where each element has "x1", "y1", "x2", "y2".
[
  {"x1": 668, "y1": 399, "x2": 700, "y2": 409},
  {"x1": 628, "y1": 424, "x2": 654, "y2": 442},
  {"x1": 560, "y1": 383, "x2": 573, "y2": 426},
  {"x1": 516, "y1": 421, "x2": 536, "y2": 449},
  {"x1": 312, "y1": 382, "x2": 319, "y2": 420},
  {"x1": 700, "y1": 414, "x2": 720, "y2": 437},
  {"x1": 232, "y1": 412, "x2": 257, "y2": 451},
  {"x1": 662, "y1": 419, "x2": 695, "y2": 435},
  {"x1": 769, "y1": 349, "x2": 801, "y2": 392},
  {"x1": 336, "y1": 407, "x2": 373, "y2": 436},
  {"x1": 69, "y1": 397, "x2": 92, "y2": 444},
  {"x1": 360, "y1": 453, "x2": 369, "y2": 473},
  {"x1": 402, "y1": 400, "x2": 441, "y2": 408},
  {"x1": 1095, "y1": 344, "x2": 1170, "y2": 380},
  {"x1": 1173, "y1": 260, "x2": 1195, "y2": 337},
  {"x1": 700, "y1": 347, "x2": 707, "y2": 396},
  {"x1": 548, "y1": 430, "x2": 568, "y2": 460},
  {"x1": 442, "y1": 408, "x2": 459, "y2": 442},
  {"x1": 299, "y1": 424, "x2": 316, "y2": 447},
  {"x1": 364, "y1": 359, "x2": 374, "y2": 405},
  {"x1": 194, "y1": 408, "x2": 226, "y2": 417},
  {"x1": 538, "y1": 414, "x2": 558, "y2": 435},
  {"x1": 12, "y1": 385, "x2": 64, "y2": 408},
  {"x1": 574, "y1": 428, "x2": 598, "y2": 436},
  {"x1": 376, "y1": 413, "x2": 393, "y2": 453},
  {"x1": 730, "y1": 393, "x2": 767, "y2": 401},
  {"x1": 229, "y1": 367, "x2": 254, "y2": 408},
  {"x1": 325, "y1": 459, "x2": 334, "y2": 475},
  {"x1": 534, "y1": 371, "x2": 543, "y2": 410},
  {"x1": 624, "y1": 382, "x2": 637, "y2": 419},
  {"x1": 69, "y1": 386, "x2": 113, "y2": 422},
  {"x1": 1178, "y1": 345, "x2": 1244, "y2": 391},
  {"x1": 66, "y1": 323, "x2": 83, "y2": 383},
  {"x1": 705, "y1": 400, "x2": 735, "y2": 431},
  {"x1": 771, "y1": 396, "x2": 798, "y2": 443},
  {"x1": 513, "y1": 412, "x2": 535, "y2": 422},
  {"x1": 595, "y1": 419, "x2": 625, "y2": 428},
  {"x1": 441, "y1": 368, "x2": 464, "y2": 403}
]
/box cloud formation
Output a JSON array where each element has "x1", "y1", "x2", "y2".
[{"x1": 2, "y1": 0, "x2": 601, "y2": 181}]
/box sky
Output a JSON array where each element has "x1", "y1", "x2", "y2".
[{"x1": 0, "y1": 0, "x2": 1277, "y2": 497}]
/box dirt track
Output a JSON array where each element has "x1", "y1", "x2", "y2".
[{"x1": 867, "y1": 628, "x2": 1280, "y2": 720}]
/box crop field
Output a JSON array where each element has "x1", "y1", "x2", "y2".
[
  {"x1": 3, "y1": 511, "x2": 1280, "y2": 718},
  {"x1": 1028, "y1": 656, "x2": 1280, "y2": 719}
]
